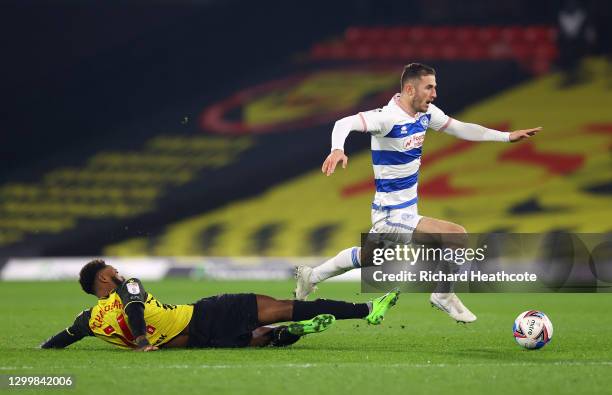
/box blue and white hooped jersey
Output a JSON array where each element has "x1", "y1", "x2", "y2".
[{"x1": 358, "y1": 94, "x2": 450, "y2": 211}]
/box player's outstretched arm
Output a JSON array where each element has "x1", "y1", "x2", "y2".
[
  {"x1": 40, "y1": 309, "x2": 92, "y2": 349},
  {"x1": 40, "y1": 329, "x2": 86, "y2": 349},
  {"x1": 442, "y1": 118, "x2": 542, "y2": 143},
  {"x1": 508, "y1": 127, "x2": 542, "y2": 142}
]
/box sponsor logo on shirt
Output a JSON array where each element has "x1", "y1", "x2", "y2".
[
  {"x1": 404, "y1": 133, "x2": 425, "y2": 150},
  {"x1": 90, "y1": 299, "x2": 123, "y2": 329}
]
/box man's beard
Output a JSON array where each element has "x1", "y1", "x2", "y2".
[{"x1": 111, "y1": 275, "x2": 124, "y2": 287}]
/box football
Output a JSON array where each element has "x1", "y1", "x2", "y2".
[{"x1": 513, "y1": 310, "x2": 554, "y2": 350}]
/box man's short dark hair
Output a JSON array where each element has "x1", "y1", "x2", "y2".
[
  {"x1": 79, "y1": 259, "x2": 107, "y2": 295},
  {"x1": 400, "y1": 63, "x2": 436, "y2": 88}
]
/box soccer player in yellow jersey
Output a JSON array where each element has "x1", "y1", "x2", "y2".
[{"x1": 41, "y1": 259, "x2": 399, "y2": 351}]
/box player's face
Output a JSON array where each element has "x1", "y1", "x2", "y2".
[
  {"x1": 411, "y1": 75, "x2": 437, "y2": 113},
  {"x1": 100, "y1": 265, "x2": 125, "y2": 286}
]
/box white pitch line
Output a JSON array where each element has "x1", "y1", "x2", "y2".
[
  {"x1": 5, "y1": 361, "x2": 609, "y2": 371},
  {"x1": 161, "y1": 361, "x2": 612, "y2": 369}
]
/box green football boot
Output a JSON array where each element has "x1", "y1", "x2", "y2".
[
  {"x1": 287, "y1": 314, "x2": 336, "y2": 336},
  {"x1": 365, "y1": 289, "x2": 400, "y2": 325}
]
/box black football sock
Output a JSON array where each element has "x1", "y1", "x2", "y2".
[
  {"x1": 270, "y1": 326, "x2": 301, "y2": 347},
  {"x1": 292, "y1": 299, "x2": 369, "y2": 321}
]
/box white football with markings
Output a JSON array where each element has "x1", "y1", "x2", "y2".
[{"x1": 513, "y1": 310, "x2": 553, "y2": 350}]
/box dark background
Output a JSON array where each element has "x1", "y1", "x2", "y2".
[{"x1": 0, "y1": 0, "x2": 610, "y2": 256}]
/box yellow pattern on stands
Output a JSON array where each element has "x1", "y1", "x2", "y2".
[
  {"x1": 0, "y1": 136, "x2": 251, "y2": 246},
  {"x1": 106, "y1": 59, "x2": 612, "y2": 257},
  {"x1": 245, "y1": 70, "x2": 397, "y2": 126}
]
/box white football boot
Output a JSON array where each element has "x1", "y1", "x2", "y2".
[
  {"x1": 430, "y1": 293, "x2": 477, "y2": 323},
  {"x1": 294, "y1": 265, "x2": 317, "y2": 301}
]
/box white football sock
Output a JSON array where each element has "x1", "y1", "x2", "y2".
[{"x1": 310, "y1": 247, "x2": 360, "y2": 284}]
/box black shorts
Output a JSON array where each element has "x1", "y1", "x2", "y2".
[{"x1": 187, "y1": 293, "x2": 259, "y2": 348}]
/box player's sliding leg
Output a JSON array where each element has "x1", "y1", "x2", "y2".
[
  {"x1": 248, "y1": 315, "x2": 335, "y2": 347},
  {"x1": 413, "y1": 217, "x2": 477, "y2": 323},
  {"x1": 295, "y1": 247, "x2": 361, "y2": 300},
  {"x1": 255, "y1": 294, "x2": 367, "y2": 324},
  {"x1": 248, "y1": 325, "x2": 316, "y2": 347},
  {"x1": 255, "y1": 291, "x2": 399, "y2": 327},
  {"x1": 250, "y1": 290, "x2": 400, "y2": 347}
]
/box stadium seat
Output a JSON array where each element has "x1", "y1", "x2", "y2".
[
  {"x1": 0, "y1": 136, "x2": 251, "y2": 247},
  {"x1": 476, "y1": 26, "x2": 503, "y2": 44},
  {"x1": 430, "y1": 26, "x2": 453, "y2": 43},
  {"x1": 309, "y1": 25, "x2": 557, "y2": 74},
  {"x1": 455, "y1": 26, "x2": 479, "y2": 44},
  {"x1": 500, "y1": 26, "x2": 524, "y2": 44}
]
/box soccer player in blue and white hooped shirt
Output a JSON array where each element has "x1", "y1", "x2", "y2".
[{"x1": 295, "y1": 63, "x2": 541, "y2": 323}]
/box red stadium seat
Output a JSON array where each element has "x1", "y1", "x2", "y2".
[
  {"x1": 368, "y1": 27, "x2": 386, "y2": 42},
  {"x1": 354, "y1": 44, "x2": 375, "y2": 60},
  {"x1": 313, "y1": 25, "x2": 558, "y2": 68},
  {"x1": 488, "y1": 42, "x2": 513, "y2": 60},
  {"x1": 431, "y1": 26, "x2": 453, "y2": 43},
  {"x1": 399, "y1": 45, "x2": 415, "y2": 59},
  {"x1": 456, "y1": 27, "x2": 478, "y2": 44},
  {"x1": 546, "y1": 27, "x2": 558, "y2": 41},
  {"x1": 501, "y1": 26, "x2": 524, "y2": 43},
  {"x1": 440, "y1": 44, "x2": 461, "y2": 60},
  {"x1": 345, "y1": 27, "x2": 363, "y2": 43},
  {"x1": 395, "y1": 27, "x2": 413, "y2": 43},
  {"x1": 524, "y1": 26, "x2": 555, "y2": 44},
  {"x1": 511, "y1": 43, "x2": 532, "y2": 61},
  {"x1": 385, "y1": 27, "x2": 407, "y2": 43},
  {"x1": 374, "y1": 44, "x2": 396, "y2": 59},
  {"x1": 476, "y1": 27, "x2": 502, "y2": 44},
  {"x1": 418, "y1": 46, "x2": 437, "y2": 59},
  {"x1": 464, "y1": 44, "x2": 487, "y2": 60},
  {"x1": 534, "y1": 43, "x2": 558, "y2": 60},
  {"x1": 329, "y1": 44, "x2": 349, "y2": 60},
  {"x1": 407, "y1": 26, "x2": 428, "y2": 42}
]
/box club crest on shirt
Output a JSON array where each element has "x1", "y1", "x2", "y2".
[
  {"x1": 401, "y1": 212, "x2": 417, "y2": 222},
  {"x1": 126, "y1": 282, "x2": 140, "y2": 295},
  {"x1": 419, "y1": 115, "x2": 429, "y2": 129}
]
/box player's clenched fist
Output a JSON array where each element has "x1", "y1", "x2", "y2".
[{"x1": 322, "y1": 149, "x2": 348, "y2": 176}]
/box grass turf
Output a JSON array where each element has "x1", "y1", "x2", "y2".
[{"x1": 1, "y1": 280, "x2": 611, "y2": 394}]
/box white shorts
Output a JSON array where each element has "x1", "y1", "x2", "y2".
[{"x1": 369, "y1": 204, "x2": 423, "y2": 244}]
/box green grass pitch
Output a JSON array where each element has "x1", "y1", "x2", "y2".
[{"x1": 1, "y1": 280, "x2": 611, "y2": 394}]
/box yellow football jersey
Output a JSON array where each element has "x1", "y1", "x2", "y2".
[{"x1": 74, "y1": 279, "x2": 194, "y2": 349}]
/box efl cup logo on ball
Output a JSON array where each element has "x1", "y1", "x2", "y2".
[{"x1": 513, "y1": 310, "x2": 553, "y2": 350}]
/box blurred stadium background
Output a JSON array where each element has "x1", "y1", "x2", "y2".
[{"x1": 0, "y1": 0, "x2": 610, "y2": 280}]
